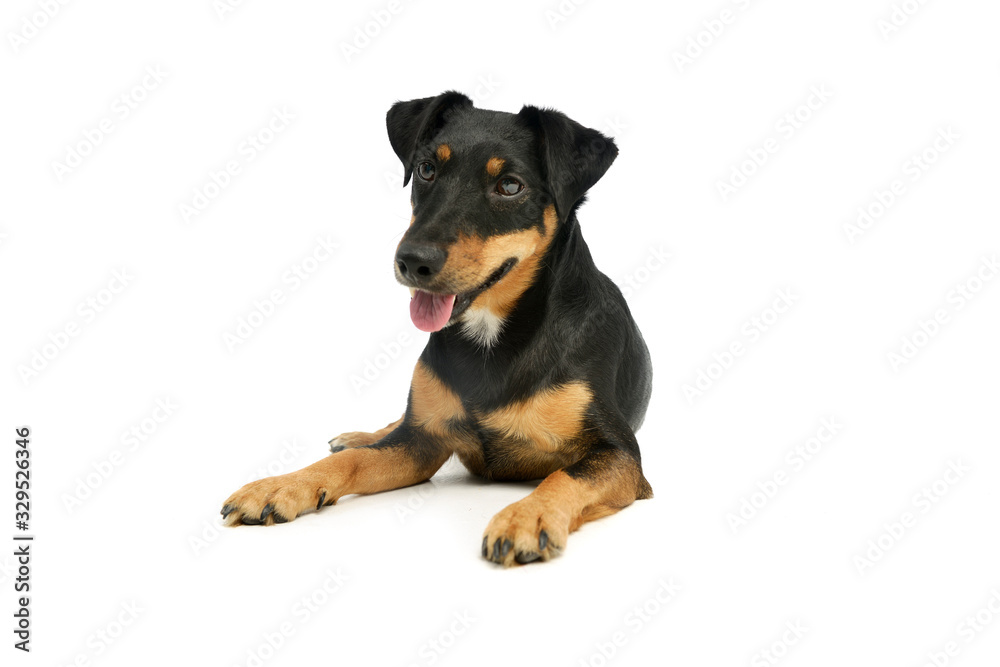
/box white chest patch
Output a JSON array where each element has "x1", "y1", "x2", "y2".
[{"x1": 461, "y1": 307, "x2": 505, "y2": 348}]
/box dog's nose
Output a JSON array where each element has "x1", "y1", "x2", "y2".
[{"x1": 396, "y1": 243, "x2": 447, "y2": 282}]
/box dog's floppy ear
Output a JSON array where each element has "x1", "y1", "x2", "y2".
[
  {"x1": 517, "y1": 105, "x2": 618, "y2": 220},
  {"x1": 386, "y1": 91, "x2": 473, "y2": 186}
]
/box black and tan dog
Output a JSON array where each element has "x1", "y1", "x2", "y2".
[{"x1": 221, "y1": 91, "x2": 652, "y2": 566}]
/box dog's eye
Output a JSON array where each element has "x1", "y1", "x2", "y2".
[
  {"x1": 417, "y1": 162, "x2": 435, "y2": 182},
  {"x1": 496, "y1": 177, "x2": 523, "y2": 196}
]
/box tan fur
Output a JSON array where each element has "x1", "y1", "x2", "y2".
[
  {"x1": 474, "y1": 204, "x2": 557, "y2": 317},
  {"x1": 224, "y1": 366, "x2": 467, "y2": 526},
  {"x1": 329, "y1": 416, "x2": 403, "y2": 449},
  {"x1": 409, "y1": 361, "x2": 465, "y2": 436},
  {"x1": 480, "y1": 382, "x2": 592, "y2": 452},
  {"x1": 468, "y1": 440, "x2": 577, "y2": 482},
  {"x1": 224, "y1": 444, "x2": 450, "y2": 525},
  {"x1": 436, "y1": 144, "x2": 451, "y2": 162},
  {"x1": 486, "y1": 157, "x2": 505, "y2": 176},
  {"x1": 440, "y1": 204, "x2": 558, "y2": 317},
  {"x1": 406, "y1": 362, "x2": 489, "y2": 474},
  {"x1": 482, "y1": 452, "x2": 648, "y2": 566}
]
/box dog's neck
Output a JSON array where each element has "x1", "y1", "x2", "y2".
[{"x1": 421, "y1": 212, "x2": 601, "y2": 407}]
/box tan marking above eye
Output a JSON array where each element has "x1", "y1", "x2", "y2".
[
  {"x1": 479, "y1": 381, "x2": 593, "y2": 452},
  {"x1": 436, "y1": 144, "x2": 452, "y2": 162},
  {"x1": 486, "y1": 157, "x2": 505, "y2": 176}
]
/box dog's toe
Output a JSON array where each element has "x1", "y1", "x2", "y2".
[
  {"x1": 328, "y1": 431, "x2": 375, "y2": 451},
  {"x1": 481, "y1": 499, "x2": 568, "y2": 567},
  {"x1": 221, "y1": 474, "x2": 330, "y2": 526},
  {"x1": 515, "y1": 551, "x2": 541, "y2": 564}
]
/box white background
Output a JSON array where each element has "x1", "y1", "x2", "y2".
[{"x1": 3, "y1": 0, "x2": 999, "y2": 665}]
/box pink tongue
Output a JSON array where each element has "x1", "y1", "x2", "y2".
[{"x1": 409, "y1": 291, "x2": 456, "y2": 332}]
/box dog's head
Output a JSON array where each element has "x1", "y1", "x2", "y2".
[{"x1": 386, "y1": 91, "x2": 617, "y2": 344}]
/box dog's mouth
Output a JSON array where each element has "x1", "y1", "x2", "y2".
[{"x1": 409, "y1": 258, "x2": 517, "y2": 333}]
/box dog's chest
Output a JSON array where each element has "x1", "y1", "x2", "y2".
[
  {"x1": 474, "y1": 381, "x2": 591, "y2": 451},
  {"x1": 409, "y1": 361, "x2": 593, "y2": 479},
  {"x1": 449, "y1": 382, "x2": 593, "y2": 479}
]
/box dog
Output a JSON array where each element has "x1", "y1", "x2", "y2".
[{"x1": 221, "y1": 91, "x2": 653, "y2": 566}]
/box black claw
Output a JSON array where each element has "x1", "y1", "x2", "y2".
[
  {"x1": 502, "y1": 539, "x2": 512, "y2": 558},
  {"x1": 273, "y1": 512, "x2": 288, "y2": 524},
  {"x1": 221, "y1": 504, "x2": 235, "y2": 518},
  {"x1": 317, "y1": 492, "x2": 326, "y2": 510},
  {"x1": 260, "y1": 504, "x2": 274, "y2": 522},
  {"x1": 329, "y1": 444, "x2": 345, "y2": 454},
  {"x1": 516, "y1": 551, "x2": 541, "y2": 564},
  {"x1": 492, "y1": 539, "x2": 501, "y2": 562},
  {"x1": 482, "y1": 536, "x2": 489, "y2": 558},
  {"x1": 539, "y1": 530, "x2": 549, "y2": 551},
  {"x1": 241, "y1": 515, "x2": 263, "y2": 526}
]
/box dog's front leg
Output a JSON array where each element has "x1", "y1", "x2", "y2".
[
  {"x1": 482, "y1": 434, "x2": 652, "y2": 567},
  {"x1": 222, "y1": 423, "x2": 450, "y2": 525}
]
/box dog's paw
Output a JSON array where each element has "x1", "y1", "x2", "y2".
[
  {"x1": 481, "y1": 498, "x2": 568, "y2": 567},
  {"x1": 328, "y1": 431, "x2": 376, "y2": 453},
  {"x1": 329, "y1": 417, "x2": 402, "y2": 452},
  {"x1": 221, "y1": 474, "x2": 335, "y2": 526}
]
